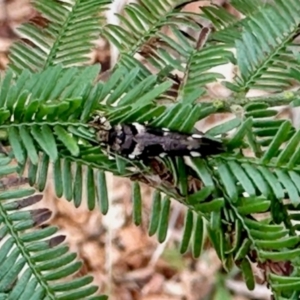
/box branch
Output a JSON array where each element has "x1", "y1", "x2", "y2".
[{"x1": 197, "y1": 91, "x2": 299, "y2": 109}]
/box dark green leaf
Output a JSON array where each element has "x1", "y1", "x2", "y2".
[
  {"x1": 87, "y1": 167, "x2": 95, "y2": 210},
  {"x1": 240, "y1": 257, "x2": 255, "y2": 290},
  {"x1": 194, "y1": 198, "x2": 225, "y2": 213},
  {"x1": 242, "y1": 163, "x2": 270, "y2": 197},
  {"x1": 54, "y1": 159, "x2": 63, "y2": 198},
  {"x1": 187, "y1": 186, "x2": 214, "y2": 205},
  {"x1": 180, "y1": 209, "x2": 193, "y2": 254},
  {"x1": 97, "y1": 170, "x2": 108, "y2": 215},
  {"x1": 206, "y1": 117, "x2": 241, "y2": 136},
  {"x1": 132, "y1": 182, "x2": 142, "y2": 226},
  {"x1": 192, "y1": 215, "x2": 204, "y2": 258},
  {"x1": 73, "y1": 164, "x2": 82, "y2": 208},
  {"x1": 63, "y1": 159, "x2": 72, "y2": 201},
  {"x1": 261, "y1": 121, "x2": 292, "y2": 163},
  {"x1": 19, "y1": 126, "x2": 39, "y2": 165},
  {"x1": 28, "y1": 160, "x2": 38, "y2": 186},
  {"x1": 148, "y1": 190, "x2": 161, "y2": 236},
  {"x1": 216, "y1": 162, "x2": 238, "y2": 202},
  {"x1": 37, "y1": 153, "x2": 49, "y2": 192},
  {"x1": 8, "y1": 127, "x2": 25, "y2": 164},
  {"x1": 227, "y1": 161, "x2": 256, "y2": 196},
  {"x1": 54, "y1": 125, "x2": 79, "y2": 156},
  {"x1": 158, "y1": 196, "x2": 170, "y2": 243}
]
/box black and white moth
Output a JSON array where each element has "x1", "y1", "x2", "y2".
[{"x1": 91, "y1": 116, "x2": 224, "y2": 160}]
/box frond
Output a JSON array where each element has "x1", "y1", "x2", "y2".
[
  {"x1": 201, "y1": 0, "x2": 268, "y2": 45},
  {"x1": 213, "y1": 103, "x2": 300, "y2": 210},
  {"x1": 3, "y1": 1, "x2": 300, "y2": 297},
  {"x1": 0, "y1": 63, "x2": 229, "y2": 238},
  {"x1": 192, "y1": 100, "x2": 300, "y2": 295},
  {"x1": 174, "y1": 30, "x2": 235, "y2": 103},
  {"x1": 103, "y1": 0, "x2": 234, "y2": 101},
  {"x1": 0, "y1": 66, "x2": 144, "y2": 208},
  {"x1": 8, "y1": 0, "x2": 110, "y2": 74},
  {"x1": 231, "y1": 0, "x2": 266, "y2": 16},
  {"x1": 227, "y1": 0, "x2": 300, "y2": 92},
  {"x1": 0, "y1": 65, "x2": 101, "y2": 167},
  {"x1": 0, "y1": 152, "x2": 104, "y2": 299},
  {"x1": 103, "y1": 0, "x2": 195, "y2": 59}
]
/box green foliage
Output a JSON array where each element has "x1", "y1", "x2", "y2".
[
  {"x1": 9, "y1": 0, "x2": 110, "y2": 73},
  {"x1": 0, "y1": 152, "x2": 104, "y2": 299},
  {"x1": 1, "y1": 0, "x2": 300, "y2": 299},
  {"x1": 103, "y1": 0, "x2": 236, "y2": 101}
]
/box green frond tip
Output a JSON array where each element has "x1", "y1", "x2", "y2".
[
  {"x1": 97, "y1": 170, "x2": 109, "y2": 215},
  {"x1": 103, "y1": 0, "x2": 187, "y2": 56},
  {"x1": 157, "y1": 196, "x2": 171, "y2": 243},
  {"x1": 192, "y1": 215, "x2": 204, "y2": 258},
  {"x1": 9, "y1": 0, "x2": 110, "y2": 72},
  {"x1": 54, "y1": 125, "x2": 80, "y2": 157},
  {"x1": 232, "y1": 0, "x2": 300, "y2": 91},
  {"x1": 240, "y1": 257, "x2": 255, "y2": 290},
  {"x1": 180, "y1": 209, "x2": 193, "y2": 254},
  {"x1": 87, "y1": 167, "x2": 96, "y2": 210},
  {"x1": 0, "y1": 158, "x2": 107, "y2": 299},
  {"x1": 148, "y1": 190, "x2": 161, "y2": 236},
  {"x1": 132, "y1": 182, "x2": 142, "y2": 225}
]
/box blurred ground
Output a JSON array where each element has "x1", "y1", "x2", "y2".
[{"x1": 0, "y1": 1, "x2": 273, "y2": 299}]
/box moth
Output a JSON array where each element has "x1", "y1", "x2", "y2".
[{"x1": 90, "y1": 116, "x2": 224, "y2": 160}]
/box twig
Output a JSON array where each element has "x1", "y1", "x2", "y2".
[{"x1": 206, "y1": 91, "x2": 300, "y2": 108}]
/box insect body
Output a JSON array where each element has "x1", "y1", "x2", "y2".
[{"x1": 91, "y1": 116, "x2": 224, "y2": 159}]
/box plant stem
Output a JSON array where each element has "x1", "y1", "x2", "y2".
[{"x1": 201, "y1": 91, "x2": 300, "y2": 108}]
